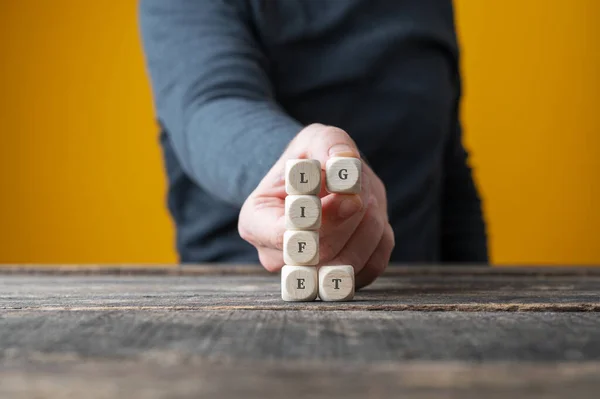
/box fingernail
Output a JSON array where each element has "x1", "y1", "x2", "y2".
[
  {"x1": 328, "y1": 144, "x2": 357, "y2": 158},
  {"x1": 338, "y1": 197, "x2": 362, "y2": 219}
]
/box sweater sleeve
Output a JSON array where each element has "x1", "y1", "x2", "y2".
[{"x1": 139, "y1": 0, "x2": 302, "y2": 206}]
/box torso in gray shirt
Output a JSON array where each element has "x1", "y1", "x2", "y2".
[{"x1": 140, "y1": 0, "x2": 488, "y2": 264}]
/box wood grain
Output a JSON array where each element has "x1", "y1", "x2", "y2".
[
  {"x1": 284, "y1": 230, "x2": 319, "y2": 265},
  {"x1": 281, "y1": 265, "x2": 318, "y2": 301},
  {"x1": 285, "y1": 159, "x2": 321, "y2": 195},
  {"x1": 1, "y1": 271, "x2": 598, "y2": 311},
  {"x1": 319, "y1": 265, "x2": 355, "y2": 301},
  {"x1": 326, "y1": 156, "x2": 361, "y2": 193},
  {"x1": 2, "y1": 310, "x2": 599, "y2": 361},
  {"x1": 1, "y1": 265, "x2": 599, "y2": 398},
  {"x1": 2, "y1": 358, "x2": 599, "y2": 399},
  {"x1": 1, "y1": 310, "x2": 599, "y2": 398},
  {"x1": 285, "y1": 194, "x2": 321, "y2": 230}
]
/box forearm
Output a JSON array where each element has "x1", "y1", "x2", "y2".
[
  {"x1": 163, "y1": 96, "x2": 301, "y2": 206},
  {"x1": 140, "y1": 0, "x2": 302, "y2": 206}
]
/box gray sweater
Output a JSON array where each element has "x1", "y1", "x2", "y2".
[{"x1": 139, "y1": 0, "x2": 488, "y2": 263}]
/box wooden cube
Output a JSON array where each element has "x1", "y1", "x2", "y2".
[
  {"x1": 281, "y1": 265, "x2": 318, "y2": 302},
  {"x1": 285, "y1": 159, "x2": 321, "y2": 195},
  {"x1": 318, "y1": 265, "x2": 355, "y2": 301},
  {"x1": 283, "y1": 230, "x2": 319, "y2": 266},
  {"x1": 325, "y1": 157, "x2": 361, "y2": 194},
  {"x1": 285, "y1": 195, "x2": 321, "y2": 230}
]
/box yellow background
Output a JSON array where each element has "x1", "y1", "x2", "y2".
[{"x1": 0, "y1": 1, "x2": 598, "y2": 265}]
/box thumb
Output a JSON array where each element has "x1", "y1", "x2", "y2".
[
  {"x1": 255, "y1": 124, "x2": 360, "y2": 195},
  {"x1": 300, "y1": 124, "x2": 362, "y2": 199},
  {"x1": 302, "y1": 123, "x2": 361, "y2": 165}
]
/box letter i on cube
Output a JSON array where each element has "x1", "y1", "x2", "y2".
[{"x1": 281, "y1": 157, "x2": 361, "y2": 302}]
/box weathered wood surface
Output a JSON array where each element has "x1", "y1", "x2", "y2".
[
  {"x1": 1, "y1": 267, "x2": 599, "y2": 311},
  {"x1": 2, "y1": 357, "x2": 599, "y2": 399},
  {"x1": 1, "y1": 265, "x2": 599, "y2": 398}
]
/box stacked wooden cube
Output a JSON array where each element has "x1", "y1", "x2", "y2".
[{"x1": 282, "y1": 157, "x2": 362, "y2": 302}]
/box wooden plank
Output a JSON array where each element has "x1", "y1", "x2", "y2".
[
  {"x1": 1, "y1": 310, "x2": 599, "y2": 362},
  {"x1": 1, "y1": 274, "x2": 599, "y2": 311},
  {"x1": 0, "y1": 268, "x2": 599, "y2": 398},
  {"x1": 1, "y1": 309, "x2": 600, "y2": 398},
  {"x1": 1, "y1": 358, "x2": 599, "y2": 399}
]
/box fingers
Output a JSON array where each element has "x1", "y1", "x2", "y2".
[
  {"x1": 240, "y1": 123, "x2": 384, "y2": 276},
  {"x1": 302, "y1": 123, "x2": 361, "y2": 164},
  {"x1": 325, "y1": 194, "x2": 386, "y2": 274},
  {"x1": 238, "y1": 195, "x2": 286, "y2": 252},
  {"x1": 355, "y1": 223, "x2": 395, "y2": 289},
  {"x1": 257, "y1": 246, "x2": 284, "y2": 272},
  {"x1": 239, "y1": 194, "x2": 285, "y2": 272},
  {"x1": 241, "y1": 169, "x2": 367, "y2": 264},
  {"x1": 319, "y1": 165, "x2": 370, "y2": 258},
  {"x1": 364, "y1": 163, "x2": 388, "y2": 217},
  {"x1": 256, "y1": 124, "x2": 360, "y2": 195}
]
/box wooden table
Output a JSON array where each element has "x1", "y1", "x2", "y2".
[{"x1": 1, "y1": 265, "x2": 599, "y2": 398}]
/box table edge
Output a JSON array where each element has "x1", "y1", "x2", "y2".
[{"x1": 0, "y1": 264, "x2": 599, "y2": 276}]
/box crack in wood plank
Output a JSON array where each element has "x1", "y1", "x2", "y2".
[{"x1": 2, "y1": 302, "x2": 599, "y2": 312}]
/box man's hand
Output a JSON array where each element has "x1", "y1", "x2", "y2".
[{"x1": 239, "y1": 124, "x2": 394, "y2": 289}]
